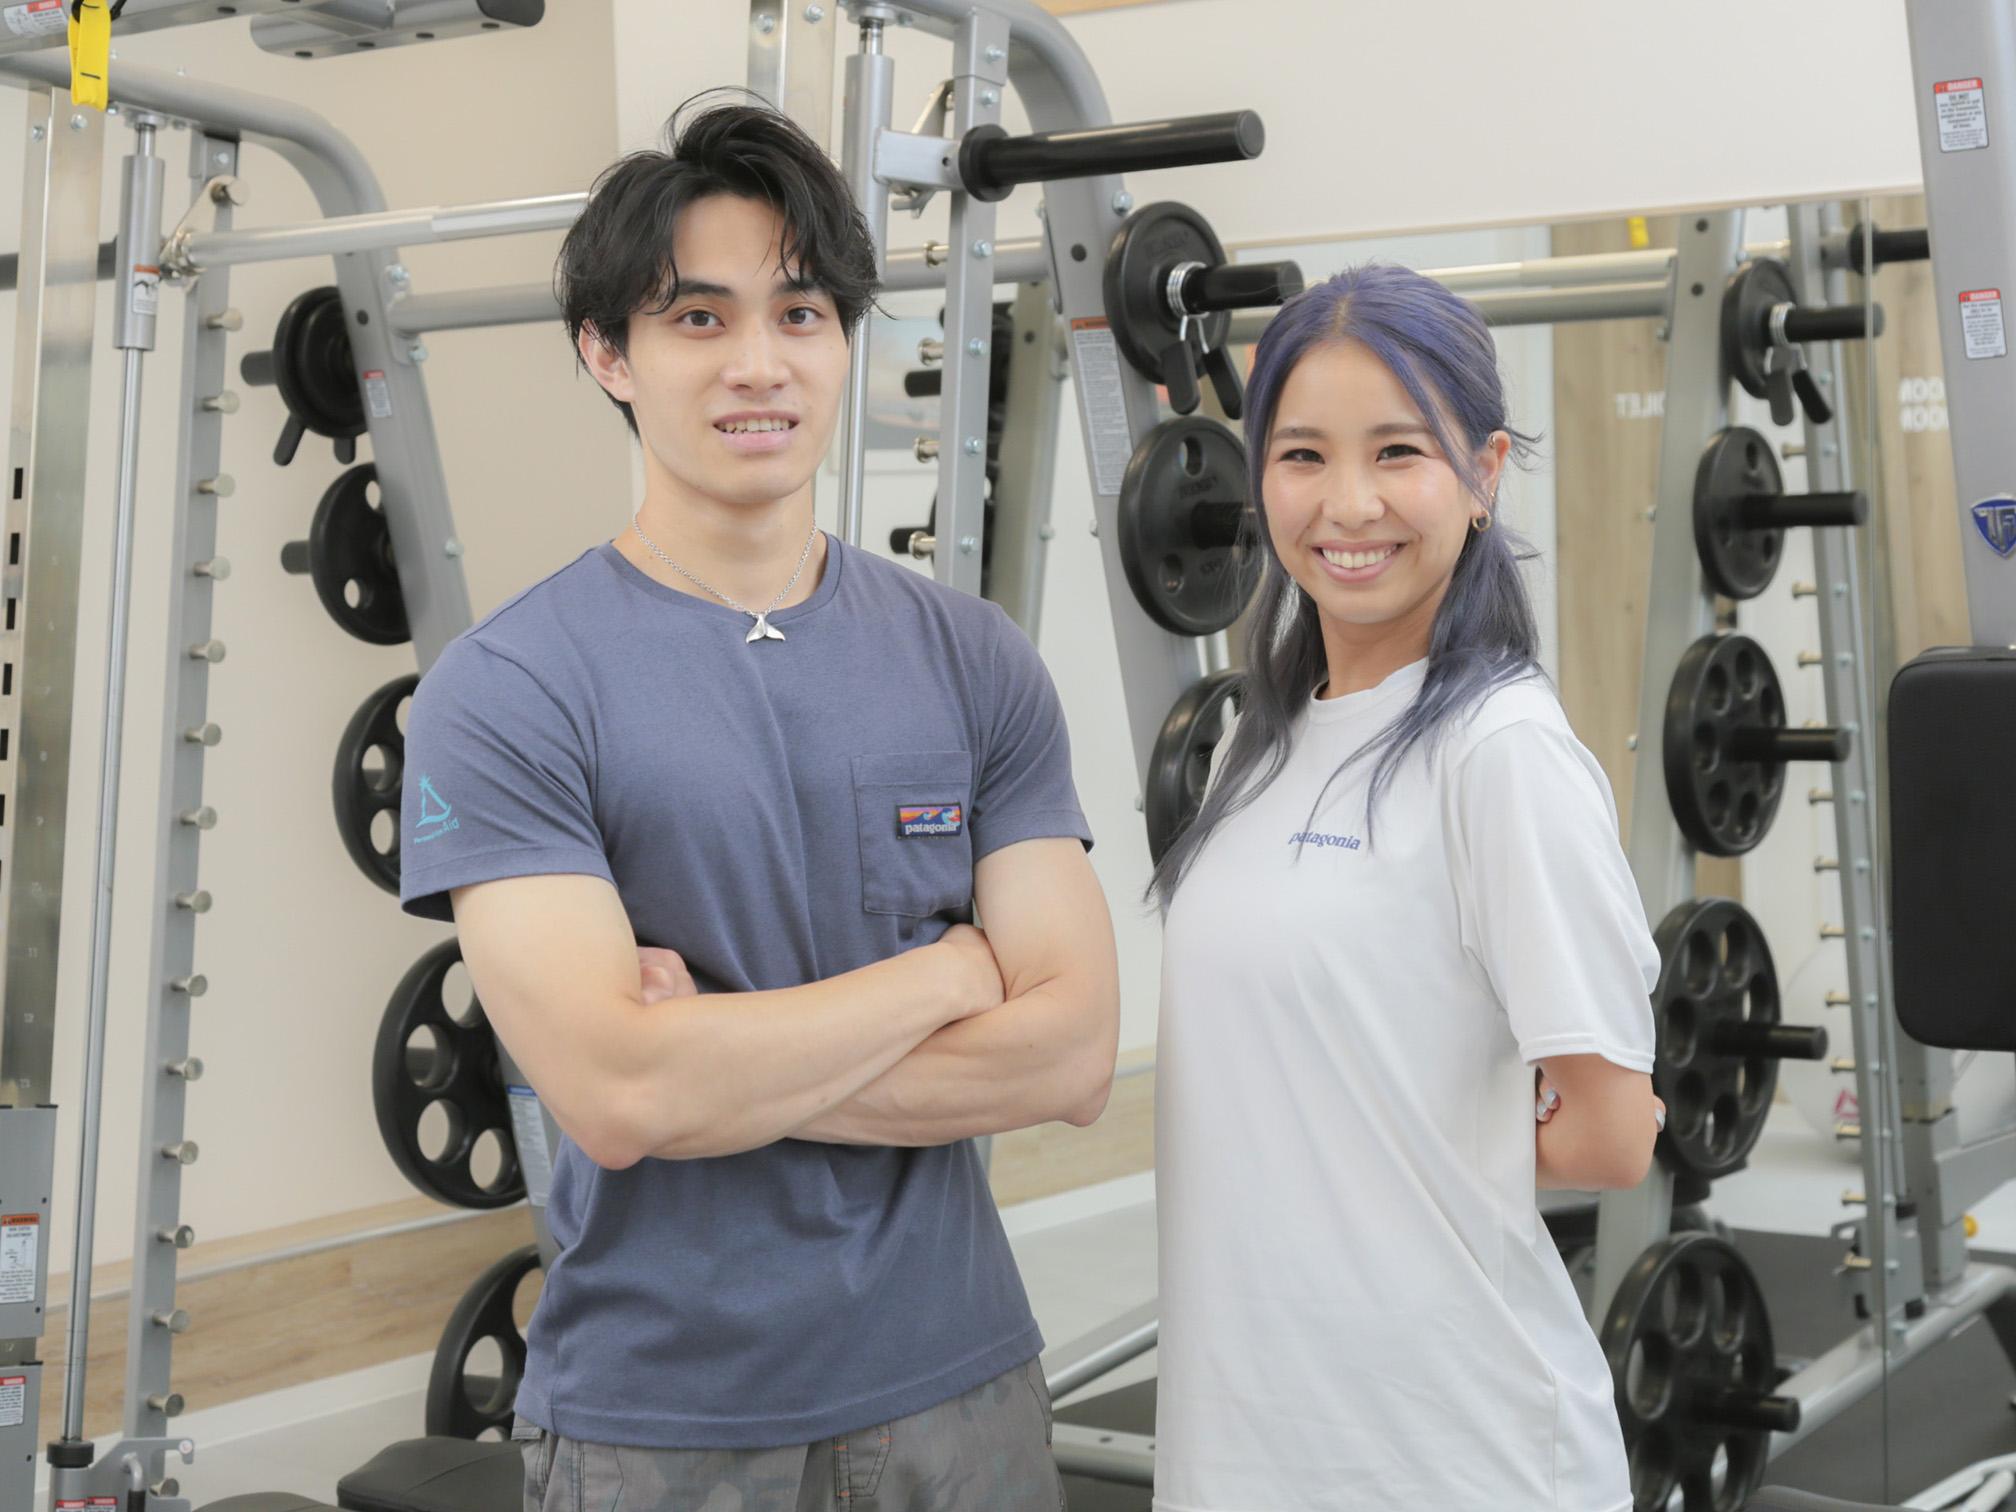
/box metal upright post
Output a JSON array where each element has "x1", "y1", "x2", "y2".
[
  {"x1": 47, "y1": 110, "x2": 196, "y2": 1512},
  {"x1": 0, "y1": 85, "x2": 104, "y2": 1512},
  {"x1": 748, "y1": 0, "x2": 839, "y2": 151},
  {"x1": 121, "y1": 128, "x2": 241, "y2": 1461},
  {"x1": 1784, "y1": 201, "x2": 1916, "y2": 1326},
  {"x1": 1589, "y1": 211, "x2": 1743, "y2": 1322},
  {"x1": 836, "y1": 7, "x2": 894, "y2": 547},
  {"x1": 930, "y1": 11, "x2": 1009, "y2": 598}
]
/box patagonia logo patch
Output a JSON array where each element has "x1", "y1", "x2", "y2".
[{"x1": 898, "y1": 803, "x2": 965, "y2": 839}]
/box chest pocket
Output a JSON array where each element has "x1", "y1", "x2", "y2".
[{"x1": 852, "y1": 750, "x2": 975, "y2": 917}]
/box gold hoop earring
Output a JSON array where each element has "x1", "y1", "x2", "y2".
[{"x1": 1471, "y1": 511, "x2": 1493, "y2": 533}]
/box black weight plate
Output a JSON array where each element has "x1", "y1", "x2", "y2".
[
  {"x1": 1601, "y1": 1232, "x2": 1785, "y2": 1512},
  {"x1": 1692, "y1": 427, "x2": 1785, "y2": 601},
  {"x1": 1145, "y1": 669, "x2": 1242, "y2": 865},
  {"x1": 333, "y1": 672, "x2": 418, "y2": 895},
  {"x1": 1119, "y1": 417, "x2": 1262, "y2": 636},
  {"x1": 1662, "y1": 634, "x2": 1786, "y2": 858},
  {"x1": 1103, "y1": 202, "x2": 1230, "y2": 389},
  {"x1": 307, "y1": 464, "x2": 409, "y2": 646},
  {"x1": 1649, "y1": 898, "x2": 1779, "y2": 1183},
  {"x1": 426, "y1": 1244, "x2": 542, "y2": 1439},
  {"x1": 1720, "y1": 258, "x2": 1795, "y2": 405},
  {"x1": 272, "y1": 286, "x2": 365, "y2": 442},
  {"x1": 373, "y1": 939, "x2": 525, "y2": 1211}
]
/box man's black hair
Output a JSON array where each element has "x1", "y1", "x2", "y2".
[{"x1": 556, "y1": 94, "x2": 880, "y2": 435}]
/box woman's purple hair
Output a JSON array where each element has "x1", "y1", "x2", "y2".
[{"x1": 1148, "y1": 263, "x2": 1543, "y2": 907}]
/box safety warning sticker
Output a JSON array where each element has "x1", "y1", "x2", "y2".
[
  {"x1": 507, "y1": 1087, "x2": 554, "y2": 1206},
  {"x1": 1962, "y1": 289, "x2": 2007, "y2": 360},
  {"x1": 1936, "y1": 78, "x2": 1990, "y2": 153},
  {"x1": 130, "y1": 265, "x2": 160, "y2": 321},
  {"x1": 0, "y1": 1213, "x2": 38, "y2": 1306},
  {"x1": 1069, "y1": 319, "x2": 1133, "y2": 498},
  {"x1": 363, "y1": 369, "x2": 392, "y2": 419},
  {"x1": 1, "y1": 2, "x2": 67, "y2": 39},
  {"x1": 0, "y1": 1375, "x2": 22, "y2": 1429}
]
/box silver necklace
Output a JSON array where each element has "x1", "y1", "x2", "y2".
[{"x1": 630, "y1": 514, "x2": 820, "y2": 645}]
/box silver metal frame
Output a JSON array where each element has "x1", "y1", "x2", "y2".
[{"x1": 0, "y1": 83, "x2": 105, "y2": 1512}]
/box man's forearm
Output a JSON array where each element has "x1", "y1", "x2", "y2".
[
  {"x1": 632, "y1": 945, "x2": 974, "y2": 1162},
  {"x1": 792, "y1": 979, "x2": 1116, "y2": 1147}
]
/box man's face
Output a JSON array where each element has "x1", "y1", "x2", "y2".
[{"x1": 582, "y1": 193, "x2": 851, "y2": 511}]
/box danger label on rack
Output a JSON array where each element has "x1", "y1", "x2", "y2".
[
  {"x1": 1069, "y1": 319, "x2": 1133, "y2": 498},
  {"x1": 1962, "y1": 289, "x2": 2007, "y2": 359},
  {"x1": 1, "y1": 1, "x2": 68, "y2": 39},
  {"x1": 0, "y1": 1375, "x2": 22, "y2": 1429},
  {"x1": 0, "y1": 1213, "x2": 38, "y2": 1305},
  {"x1": 130, "y1": 265, "x2": 161, "y2": 321},
  {"x1": 1936, "y1": 78, "x2": 1990, "y2": 152},
  {"x1": 363, "y1": 370, "x2": 392, "y2": 419}
]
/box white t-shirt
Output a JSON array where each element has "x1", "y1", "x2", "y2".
[{"x1": 1153, "y1": 658, "x2": 1659, "y2": 1512}]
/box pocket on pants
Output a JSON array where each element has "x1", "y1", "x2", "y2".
[
  {"x1": 833, "y1": 1421, "x2": 894, "y2": 1500},
  {"x1": 510, "y1": 1416, "x2": 556, "y2": 1506},
  {"x1": 1022, "y1": 1358, "x2": 1055, "y2": 1447}
]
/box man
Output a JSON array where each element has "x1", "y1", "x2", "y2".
[{"x1": 398, "y1": 101, "x2": 1120, "y2": 1511}]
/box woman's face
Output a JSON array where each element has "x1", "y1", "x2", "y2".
[{"x1": 1261, "y1": 339, "x2": 1508, "y2": 640}]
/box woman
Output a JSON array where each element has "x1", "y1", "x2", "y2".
[{"x1": 1150, "y1": 264, "x2": 1664, "y2": 1512}]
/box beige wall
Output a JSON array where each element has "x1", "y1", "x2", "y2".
[{"x1": 0, "y1": 10, "x2": 628, "y2": 1274}]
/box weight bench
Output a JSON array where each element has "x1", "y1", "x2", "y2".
[{"x1": 202, "y1": 1437, "x2": 521, "y2": 1512}]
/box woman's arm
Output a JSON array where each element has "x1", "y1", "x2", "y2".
[{"x1": 1534, "y1": 1053, "x2": 1662, "y2": 1190}]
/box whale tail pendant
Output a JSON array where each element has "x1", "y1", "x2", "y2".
[{"x1": 746, "y1": 613, "x2": 786, "y2": 644}]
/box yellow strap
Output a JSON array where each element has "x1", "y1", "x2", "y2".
[
  {"x1": 67, "y1": 0, "x2": 113, "y2": 113},
  {"x1": 1626, "y1": 216, "x2": 1652, "y2": 252}
]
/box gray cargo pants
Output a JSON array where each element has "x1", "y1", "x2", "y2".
[{"x1": 512, "y1": 1357, "x2": 1066, "y2": 1511}]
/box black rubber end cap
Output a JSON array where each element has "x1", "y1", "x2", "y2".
[{"x1": 1234, "y1": 110, "x2": 1265, "y2": 158}]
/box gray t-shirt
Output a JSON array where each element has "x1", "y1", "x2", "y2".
[{"x1": 398, "y1": 536, "x2": 1092, "y2": 1450}]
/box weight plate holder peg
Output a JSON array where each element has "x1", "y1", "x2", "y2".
[
  {"x1": 426, "y1": 1243, "x2": 542, "y2": 1440},
  {"x1": 1650, "y1": 897, "x2": 1825, "y2": 1185},
  {"x1": 1720, "y1": 256, "x2": 1884, "y2": 428},
  {"x1": 373, "y1": 938, "x2": 526, "y2": 1211},
  {"x1": 239, "y1": 284, "x2": 368, "y2": 468},
  {"x1": 1692, "y1": 427, "x2": 1867, "y2": 601},
  {"x1": 1600, "y1": 1231, "x2": 1800, "y2": 1512},
  {"x1": 1145, "y1": 669, "x2": 1243, "y2": 866},
  {"x1": 1662, "y1": 633, "x2": 1849, "y2": 858},
  {"x1": 333, "y1": 671, "x2": 418, "y2": 895},
  {"x1": 280, "y1": 463, "x2": 410, "y2": 645},
  {"x1": 1119, "y1": 416, "x2": 1264, "y2": 636},
  {"x1": 1102, "y1": 200, "x2": 1302, "y2": 418}
]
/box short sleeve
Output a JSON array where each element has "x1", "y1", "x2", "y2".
[
  {"x1": 969, "y1": 608, "x2": 1094, "y2": 861},
  {"x1": 398, "y1": 638, "x2": 614, "y2": 922},
  {"x1": 1446, "y1": 718, "x2": 1659, "y2": 1071}
]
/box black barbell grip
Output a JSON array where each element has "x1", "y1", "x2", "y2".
[
  {"x1": 280, "y1": 541, "x2": 312, "y2": 576},
  {"x1": 1844, "y1": 223, "x2": 1930, "y2": 274},
  {"x1": 1730, "y1": 727, "x2": 1852, "y2": 764},
  {"x1": 904, "y1": 370, "x2": 942, "y2": 399},
  {"x1": 1783, "y1": 303, "x2": 1886, "y2": 343},
  {"x1": 240, "y1": 349, "x2": 277, "y2": 388},
  {"x1": 1710, "y1": 1022, "x2": 1829, "y2": 1061},
  {"x1": 959, "y1": 111, "x2": 1265, "y2": 204},
  {"x1": 1737, "y1": 490, "x2": 1869, "y2": 531},
  {"x1": 1178, "y1": 260, "x2": 1305, "y2": 316},
  {"x1": 1189, "y1": 501, "x2": 1253, "y2": 549}
]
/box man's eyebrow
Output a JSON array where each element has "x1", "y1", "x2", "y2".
[{"x1": 669, "y1": 275, "x2": 829, "y2": 301}]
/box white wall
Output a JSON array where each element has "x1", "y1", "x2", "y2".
[{"x1": 3, "y1": 8, "x2": 627, "y2": 1274}]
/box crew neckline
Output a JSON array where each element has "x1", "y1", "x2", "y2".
[
  {"x1": 1304, "y1": 657, "x2": 1429, "y2": 723},
  {"x1": 595, "y1": 530, "x2": 846, "y2": 626}
]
